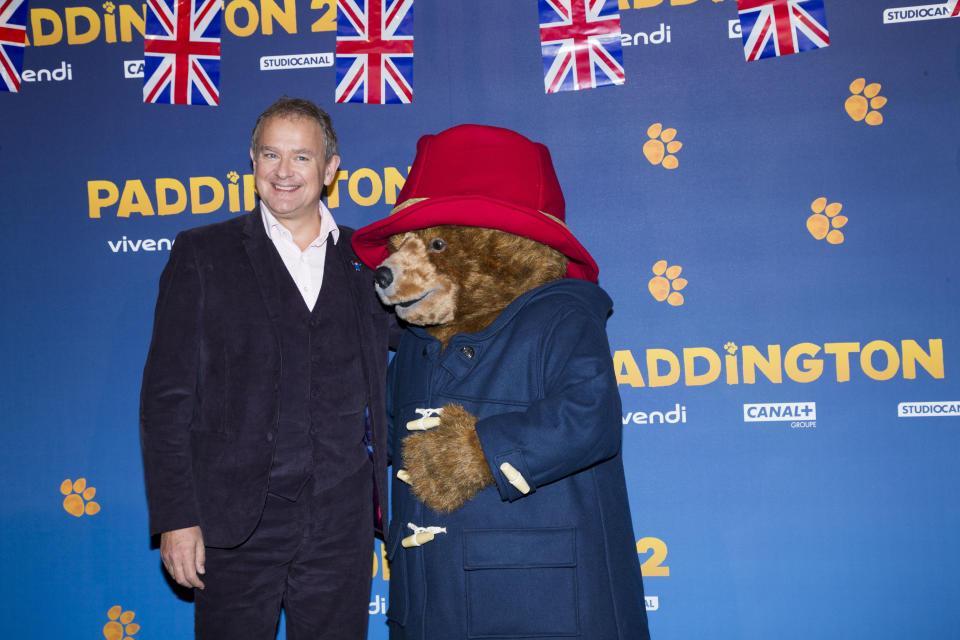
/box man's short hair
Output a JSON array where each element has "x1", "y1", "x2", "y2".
[{"x1": 250, "y1": 97, "x2": 339, "y2": 163}]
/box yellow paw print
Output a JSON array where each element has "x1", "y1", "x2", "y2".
[
  {"x1": 648, "y1": 260, "x2": 686, "y2": 306},
  {"x1": 60, "y1": 478, "x2": 100, "y2": 517},
  {"x1": 226, "y1": 171, "x2": 239, "y2": 183},
  {"x1": 103, "y1": 605, "x2": 140, "y2": 640},
  {"x1": 102, "y1": 1, "x2": 115, "y2": 13},
  {"x1": 806, "y1": 197, "x2": 847, "y2": 244},
  {"x1": 724, "y1": 342, "x2": 738, "y2": 355},
  {"x1": 642, "y1": 123, "x2": 682, "y2": 170},
  {"x1": 845, "y1": 78, "x2": 886, "y2": 126}
]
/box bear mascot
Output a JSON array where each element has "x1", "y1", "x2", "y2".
[{"x1": 352, "y1": 124, "x2": 651, "y2": 640}]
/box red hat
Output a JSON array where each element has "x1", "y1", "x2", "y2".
[{"x1": 351, "y1": 124, "x2": 599, "y2": 282}]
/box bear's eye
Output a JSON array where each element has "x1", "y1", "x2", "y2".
[{"x1": 428, "y1": 238, "x2": 447, "y2": 252}]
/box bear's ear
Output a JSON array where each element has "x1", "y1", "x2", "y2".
[{"x1": 387, "y1": 232, "x2": 411, "y2": 253}]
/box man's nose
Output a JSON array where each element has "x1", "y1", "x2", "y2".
[
  {"x1": 374, "y1": 266, "x2": 393, "y2": 289},
  {"x1": 275, "y1": 155, "x2": 293, "y2": 177}
]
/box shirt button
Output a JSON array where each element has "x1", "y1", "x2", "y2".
[{"x1": 266, "y1": 432, "x2": 274, "y2": 442}]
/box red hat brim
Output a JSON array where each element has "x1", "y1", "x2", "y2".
[{"x1": 351, "y1": 195, "x2": 599, "y2": 283}]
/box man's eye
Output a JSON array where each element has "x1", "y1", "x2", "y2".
[{"x1": 428, "y1": 238, "x2": 446, "y2": 252}]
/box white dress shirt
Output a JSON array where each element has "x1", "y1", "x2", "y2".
[{"x1": 260, "y1": 202, "x2": 340, "y2": 311}]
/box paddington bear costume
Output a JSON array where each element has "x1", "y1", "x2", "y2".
[{"x1": 352, "y1": 125, "x2": 651, "y2": 640}]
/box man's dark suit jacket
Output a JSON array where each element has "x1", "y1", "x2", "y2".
[{"x1": 140, "y1": 210, "x2": 395, "y2": 548}]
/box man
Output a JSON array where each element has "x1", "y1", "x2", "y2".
[{"x1": 140, "y1": 97, "x2": 395, "y2": 639}]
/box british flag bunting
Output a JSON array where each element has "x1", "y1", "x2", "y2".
[
  {"x1": 539, "y1": 0, "x2": 625, "y2": 94},
  {"x1": 336, "y1": 0, "x2": 414, "y2": 104},
  {"x1": 737, "y1": 0, "x2": 830, "y2": 61},
  {"x1": 0, "y1": 0, "x2": 27, "y2": 93},
  {"x1": 143, "y1": 0, "x2": 222, "y2": 106}
]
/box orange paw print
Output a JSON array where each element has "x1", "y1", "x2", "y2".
[
  {"x1": 61, "y1": 478, "x2": 100, "y2": 517},
  {"x1": 845, "y1": 78, "x2": 886, "y2": 126},
  {"x1": 806, "y1": 197, "x2": 847, "y2": 244},
  {"x1": 642, "y1": 123, "x2": 682, "y2": 170},
  {"x1": 648, "y1": 260, "x2": 687, "y2": 306},
  {"x1": 103, "y1": 605, "x2": 140, "y2": 640}
]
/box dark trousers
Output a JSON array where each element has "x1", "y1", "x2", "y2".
[{"x1": 195, "y1": 460, "x2": 374, "y2": 640}]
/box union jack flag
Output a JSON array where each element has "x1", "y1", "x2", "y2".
[
  {"x1": 539, "y1": 0, "x2": 625, "y2": 94},
  {"x1": 0, "y1": 0, "x2": 27, "y2": 93},
  {"x1": 336, "y1": 0, "x2": 414, "y2": 104},
  {"x1": 737, "y1": 0, "x2": 829, "y2": 61},
  {"x1": 143, "y1": 0, "x2": 221, "y2": 106}
]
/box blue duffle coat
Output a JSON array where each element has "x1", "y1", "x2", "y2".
[{"x1": 385, "y1": 279, "x2": 650, "y2": 640}]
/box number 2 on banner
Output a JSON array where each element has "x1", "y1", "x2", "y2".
[
  {"x1": 311, "y1": 0, "x2": 335, "y2": 32},
  {"x1": 637, "y1": 537, "x2": 670, "y2": 577}
]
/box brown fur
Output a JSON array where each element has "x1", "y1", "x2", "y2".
[
  {"x1": 386, "y1": 226, "x2": 568, "y2": 347},
  {"x1": 401, "y1": 403, "x2": 494, "y2": 513},
  {"x1": 375, "y1": 233, "x2": 460, "y2": 326},
  {"x1": 385, "y1": 225, "x2": 568, "y2": 512}
]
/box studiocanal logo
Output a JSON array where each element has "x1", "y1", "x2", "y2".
[
  {"x1": 883, "y1": 1, "x2": 959, "y2": 23},
  {"x1": 897, "y1": 401, "x2": 960, "y2": 418},
  {"x1": 260, "y1": 52, "x2": 333, "y2": 71},
  {"x1": 614, "y1": 339, "x2": 944, "y2": 387}
]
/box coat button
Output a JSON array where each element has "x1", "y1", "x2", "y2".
[{"x1": 460, "y1": 345, "x2": 474, "y2": 358}]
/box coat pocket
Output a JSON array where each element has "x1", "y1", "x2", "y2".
[
  {"x1": 463, "y1": 528, "x2": 579, "y2": 638},
  {"x1": 385, "y1": 519, "x2": 408, "y2": 626}
]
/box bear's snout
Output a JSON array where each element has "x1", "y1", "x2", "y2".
[{"x1": 374, "y1": 266, "x2": 393, "y2": 289}]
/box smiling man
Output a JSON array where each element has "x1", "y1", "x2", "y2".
[{"x1": 140, "y1": 97, "x2": 396, "y2": 640}]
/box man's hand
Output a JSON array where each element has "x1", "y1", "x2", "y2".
[{"x1": 160, "y1": 526, "x2": 206, "y2": 589}]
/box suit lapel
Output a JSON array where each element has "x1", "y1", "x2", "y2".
[{"x1": 242, "y1": 210, "x2": 291, "y2": 325}]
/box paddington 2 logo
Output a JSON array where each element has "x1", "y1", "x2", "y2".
[
  {"x1": 614, "y1": 340, "x2": 944, "y2": 387},
  {"x1": 87, "y1": 167, "x2": 410, "y2": 218},
  {"x1": 23, "y1": 0, "x2": 338, "y2": 47}
]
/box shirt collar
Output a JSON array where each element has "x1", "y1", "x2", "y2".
[{"x1": 260, "y1": 201, "x2": 340, "y2": 247}]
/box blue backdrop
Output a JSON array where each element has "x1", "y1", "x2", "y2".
[{"x1": 1, "y1": 1, "x2": 958, "y2": 638}]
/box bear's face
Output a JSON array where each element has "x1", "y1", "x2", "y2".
[
  {"x1": 374, "y1": 225, "x2": 568, "y2": 346},
  {"x1": 373, "y1": 230, "x2": 461, "y2": 326}
]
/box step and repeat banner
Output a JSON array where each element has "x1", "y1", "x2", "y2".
[{"x1": 1, "y1": 1, "x2": 958, "y2": 638}]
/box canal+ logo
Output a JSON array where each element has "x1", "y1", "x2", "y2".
[{"x1": 744, "y1": 402, "x2": 817, "y2": 429}]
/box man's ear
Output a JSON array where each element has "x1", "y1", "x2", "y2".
[{"x1": 323, "y1": 155, "x2": 341, "y2": 186}]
